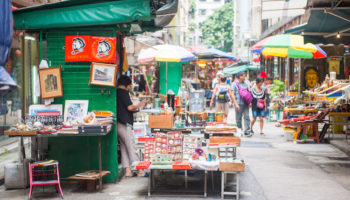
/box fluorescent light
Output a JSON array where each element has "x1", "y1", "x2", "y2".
[{"x1": 25, "y1": 36, "x2": 36, "y2": 41}]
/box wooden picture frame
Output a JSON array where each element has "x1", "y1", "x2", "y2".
[
  {"x1": 89, "y1": 62, "x2": 117, "y2": 87},
  {"x1": 39, "y1": 67, "x2": 63, "y2": 99}
]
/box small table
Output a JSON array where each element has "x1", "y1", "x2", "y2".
[
  {"x1": 68, "y1": 170, "x2": 110, "y2": 191},
  {"x1": 148, "y1": 169, "x2": 208, "y2": 197},
  {"x1": 9, "y1": 131, "x2": 111, "y2": 192}
]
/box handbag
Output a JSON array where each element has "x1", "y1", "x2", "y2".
[
  {"x1": 235, "y1": 81, "x2": 253, "y2": 104},
  {"x1": 257, "y1": 99, "x2": 265, "y2": 109}
]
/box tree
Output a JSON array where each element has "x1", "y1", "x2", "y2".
[{"x1": 201, "y1": 2, "x2": 234, "y2": 52}]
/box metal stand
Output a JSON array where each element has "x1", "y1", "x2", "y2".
[
  {"x1": 148, "y1": 169, "x2": 208, "y2": 197},
  {"x1": 98, "y1": 137, "x2": 102, "y2": 192},
  {"x1": 221, "y1": 171, "x2": 240, "y2": 200}
]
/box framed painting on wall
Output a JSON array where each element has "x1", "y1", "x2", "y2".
[
  {"x1": 39, "y1": 67, "x2": 63, "y2": 99},
  {"x1": 89, "y1": 63, "x2": 117, "y2": 87}
]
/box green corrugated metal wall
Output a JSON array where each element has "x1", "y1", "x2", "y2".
[{"x1": 46, "y1": 30, "x2": 118, "y2": 182}]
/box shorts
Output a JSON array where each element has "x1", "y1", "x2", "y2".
[
  {"x1": 215, "y1": 102, "x2": 229, "y2": 116},
  {"x1": 252, "y1": 109, "x2": 266, "y2": 117}
]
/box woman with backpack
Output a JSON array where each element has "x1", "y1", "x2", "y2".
[
  {"x1": 210, "y1": 75, "x2": 238, "y2": 122},
  {"x1": 250, "y1": 77, "x2": 267, "y2": 135}
]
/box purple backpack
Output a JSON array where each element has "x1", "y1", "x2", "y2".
[{"x1": 235, "y1": 81, "x2": 253, "y2": 105}]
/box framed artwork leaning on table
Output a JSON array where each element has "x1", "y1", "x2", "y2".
[
  {"x1": 64, "y1": 100, "x2": 89, "y2": 123},
  {"x1": 89, "y1": 62, "x2": 117, "y2": 87},
  {"x1": 39, "y1": 67, "x2": 63, "y2": 99}
]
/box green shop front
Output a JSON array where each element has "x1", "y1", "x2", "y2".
[{"x1": 13, "y1": 0, "x2": 178, "y2": 184}]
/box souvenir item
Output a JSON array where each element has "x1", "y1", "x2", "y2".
[
  {"x1": 90, "y1": 37, "x2": 117, "y2": 63},
  {"x1": 65, "y1": 36, "x2": 91, "y2": 62},
  {"x1": 39, "y1": 67, "x2": 63, "y2": 99},
  {"x1": 90, "y1": 63, "x2": 117, "y2": 87}
]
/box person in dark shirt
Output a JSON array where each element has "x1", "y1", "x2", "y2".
[
  {"x1": 117, "y1": 75, "x2": 146, "y2": 177},
  {"x1": 138, "y1": 75, "x2": 146, "y2": 93}
]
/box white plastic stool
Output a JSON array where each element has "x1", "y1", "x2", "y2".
[{"x1": 221, "y1": 171, "x2": 239, "y2": 200}]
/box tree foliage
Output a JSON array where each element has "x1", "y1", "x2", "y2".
[{"x1": 201, "y1": 2, "x2": 234, "y2": 52}]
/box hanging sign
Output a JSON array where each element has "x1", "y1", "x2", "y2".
[
  {"x1": 65, "y1": 36, "x2": 91, "y2": 62},
  {"x1": 90, "y1": 37, "x2": 117, "y2": 63}
]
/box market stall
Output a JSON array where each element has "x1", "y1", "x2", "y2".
[
  {"x1": 129, "y1": 88, "x2": 244, "y2": 198},
  {"x1": 7, "y1": 0, "x2": 179, "y2": 195}
]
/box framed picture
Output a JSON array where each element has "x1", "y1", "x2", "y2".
[
  {"x1": 39, "y1": 67, "x2": 63, "y2": 99},
  {"x1": 64, "y1": 100, "x2": 89, "y2": 123},
  {"x1": 90, "y1": 63, "x2": 117, "y2": 87},
  {"x1": 29, "y1": 104, "x2": 63, "y2": 116}
]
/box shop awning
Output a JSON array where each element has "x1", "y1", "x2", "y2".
[
  {"x1": 284, "y1": 23, "x2": 307, "y2": 34},
  {"x1": 223, "y1": 64, "x2": 260, "y2": 75},
  {"x1": 13, "y1": 0, "x2": 178, "y2": 32},
  {"x1": 302, "y1": 8, "x2": 350, "y2": 44},
  {"x1": 194, "y1": 48, "x2": 236, "y2": 60}
]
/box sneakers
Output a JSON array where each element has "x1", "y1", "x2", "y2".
[{"x1": 244, "y1": 131, "x2": 252, "y2": 137}]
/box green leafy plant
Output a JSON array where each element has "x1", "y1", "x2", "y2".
[
  {"x1": 270, "y1": 80, "x2": 285, "y2": 98},
  {"x1": 201, "y1": 2, "x2": 234, "y2": 52},
  {"x1": 188, "y1": 22, "x2": 197, "y2": 33}
]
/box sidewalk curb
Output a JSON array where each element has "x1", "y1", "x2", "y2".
[{"x1": 330, "y1": 140, "x2": 350, "y2": 156}]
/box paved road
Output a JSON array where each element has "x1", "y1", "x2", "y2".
[{"x1": 1, "y1": 108, "x2": 350, "y2": 199}]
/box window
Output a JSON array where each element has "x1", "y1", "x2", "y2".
[
  {"x1": 214, "y1": 0, "x2": 221, "y2": 2},
  {"x1": 199, "y1": 9, "x2": 206, "y2": 16}
]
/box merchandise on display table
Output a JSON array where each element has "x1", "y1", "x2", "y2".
[
  {"x1": 167, "y1": 132, "x2": 183, "y2": 161},
  {"x1": 183, "y1": 135, "x2": 205, "y2": 160},
  {"x1": 5, "y1": 106, "x2": 114, "y2": 136},
  {"x1": 189, "y1": 90, "x2": 205, "y2": 112}
]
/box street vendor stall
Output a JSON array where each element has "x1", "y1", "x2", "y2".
[
  {"x1": 131, "y1": 91, "x2": 244, "y2": 198},
  {"x1": 8, "y1": 0, "x2": 179, "y2": 196}
]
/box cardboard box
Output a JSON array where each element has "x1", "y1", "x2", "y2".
[
  {"x1": 219, "y1": 161, "x2": 245, "y2": 172},
  {"x1": 148, "y1": 115, "x2": 173, "y2": 129}
]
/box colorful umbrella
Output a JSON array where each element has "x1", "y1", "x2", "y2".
[
  {"x1": 137, "y1": 45, "x2": 195, "y2": 93},
  {"x1": 137, "y1": 44, "x2": 195, "y2": 63},
  {"x1": 262, "y1": 44, "x2": 326, "y2": 59},
  {"x1": 250, "y1": 34, "x2": 326, "y2": 59}
]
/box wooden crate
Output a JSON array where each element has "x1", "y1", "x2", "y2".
[
  {"x1": 209, "y1": 137, "x2": 241, "y2": 146},
  {"x1": 148, "y1": 115, "x2": 173, "y2": 129},
  {"x1": 4, "y1": 130, "x2": 37, "y2": 136},
  {"x1": 219, "y1": 162, "x2": 245, "y2": 172}
]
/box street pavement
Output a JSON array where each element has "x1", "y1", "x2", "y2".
[{"x1": 1, "y1": 108, "x2": 350, "y2": 199}]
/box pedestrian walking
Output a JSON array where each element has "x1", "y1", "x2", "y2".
[
  {"x1": 231, "y1": 71, "x2": 252, "y2": 136},
  {"x1": 250, "y1": 77, "x2": 267, "y2": 135},
  {"x1": 138, "y1": 75, "x2": 146, "y2": 93},
  {"x1": 117, "y1": 75, "x2": 147, "y2": 177},
  {"x1": 210, "y1": 75, "x2": 238, "y2": 122},
  {"x1": 263, "y1": 77, "x2": 273, "y2": 119}
]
